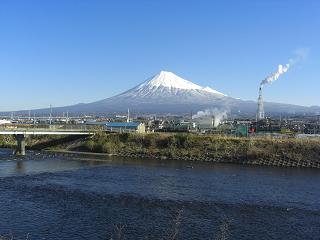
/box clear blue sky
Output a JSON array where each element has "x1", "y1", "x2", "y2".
[{"x1": 0, "y1": 0, "x2": 319, "y2": 111}]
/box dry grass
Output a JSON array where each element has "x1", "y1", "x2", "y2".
[
  {"x1": 1, "y1": 132, "x2": 320, "y2": 166},
  {"x1": 74, "y1": 133, "x2": 320, "y2": 165}
]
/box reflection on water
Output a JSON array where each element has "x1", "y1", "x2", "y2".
[
  {"x1": 0, "y1": 149, "x2": 320, "y2": 240},
  {"x1": 15, "y1": 161, "x2": 25, "y2": 173},
  {"x1": 0, "y1": 149, "x2": 109, "y2": 177}
]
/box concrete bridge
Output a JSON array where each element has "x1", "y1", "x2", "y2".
[{"x1": 0, "y1": 125, "x2": 98, "y2": 155}]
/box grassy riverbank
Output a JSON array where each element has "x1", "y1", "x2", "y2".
[{"x1": 1, "y1": 132, "x2": 320, "y2": 168}]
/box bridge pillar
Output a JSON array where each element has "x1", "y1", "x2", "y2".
[{"x1": 15, "y1": 134, "x2": 26, "y2": 156}]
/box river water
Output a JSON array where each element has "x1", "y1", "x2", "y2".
[{"x1": 0, "y1": 149, "x2": 319, "y2": 240}]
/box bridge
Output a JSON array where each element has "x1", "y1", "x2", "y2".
[{"x1": 0, "y1": 125, "x2": 99, "y2": 155}]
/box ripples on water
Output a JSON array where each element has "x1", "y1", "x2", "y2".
[{"x1": 0, "y1": 149, "x2": 319, "y2": 239}]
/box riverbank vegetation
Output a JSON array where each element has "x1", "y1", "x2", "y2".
[
  {"x1": 78, "y1": 132, "x2": 320, "y2": 166},
  {"x1": 1, "y1": 132, "x2": 320, "y2": 168}
]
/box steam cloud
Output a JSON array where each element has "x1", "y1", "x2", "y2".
[
  {"x1": 192, "y1": 108, "x2": 228, "y2": 127},
  {"x1": 260, "y1": 48, "x2": 309, "y2": 87},
  {"x1": 261, "y1": 64, "x2": 290, "y2": 86}
]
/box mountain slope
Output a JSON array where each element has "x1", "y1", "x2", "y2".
[
  {"x1": 3, "y1": 71, "x2": 320, "y2": 116},
  {"x1": 76, "y1": 70, "x2": 238, "y2": 113},
  {"x1": 99, "y1": 71, "x2": 226, "y2": 104},
  {"x1": 123, "y1": 70, "x2": 226, "y2": 97},
  {"x1": 80, "y1": 71, "x2": 318, "y2": 115}
]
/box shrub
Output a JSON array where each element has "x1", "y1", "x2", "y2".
[{"x1": 84, "y1": 139, "x2": 95, "y2": 151}]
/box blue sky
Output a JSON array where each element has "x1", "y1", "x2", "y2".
[{"x1": 0, "y1": 0, "x2": 319, "y2": 111}]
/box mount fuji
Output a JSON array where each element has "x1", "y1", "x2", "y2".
[
  {"x1": 5, "y1": 71, "x2": 320, "y2": 116},
  {"x1": 59, "y1": 70, "x2": 243, "y2": 114},
  {"x1": 111, "y1": 70, "x2": 227, "y2": 104}
]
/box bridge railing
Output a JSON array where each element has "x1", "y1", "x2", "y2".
[{"x1": 0, "y1": 124, "x2": 105, "y2": 132}]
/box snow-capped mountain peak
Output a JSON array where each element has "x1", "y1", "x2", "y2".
[
  {"x1": 202, "y1": 86, "x2": 226, "y2": 96},
  {"x1": 113, "y1": 70, "x2": 226, "y2": 102},
  {"x1": 135, "y1": 70, "x2": 225, "y2": 96},
  {"x1": 138, "y1": 71, "x2": 203, "y2": 90}
]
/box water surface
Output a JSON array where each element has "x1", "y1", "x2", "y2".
[{"x1": 0, "y1": 149, "x2": 319, "y2": 239}]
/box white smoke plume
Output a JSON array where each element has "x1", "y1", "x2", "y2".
[
  {"x1": 289, "y1": 48, "x2": 309, "y2": 65},
  {"x1": 192, "y1": 108, "x2": 228, "y2": 127},
  {"x1": 261, "y1": 64, "x2": 290, "y2": 86},
  {"x1": 260, "y1": 48, "x2": 309, "y2": 87}
]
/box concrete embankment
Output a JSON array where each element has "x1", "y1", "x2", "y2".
[{"x1": 46, "y1": 148, "x2": 320, "y2": 169}]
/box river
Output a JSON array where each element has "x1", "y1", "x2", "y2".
[{"x1": 0, "y1": 148, "x2": 319, "y2": 239}]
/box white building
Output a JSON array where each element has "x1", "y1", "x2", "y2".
[{"x1": 0, "y1": 119, "x2": 11, "y2": 125}]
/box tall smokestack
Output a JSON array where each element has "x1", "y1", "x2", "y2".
[
  {"x1": 257, "y1": 87, "x2": 265, "y2": 121},
  {"x1": 127, "y1": 108, "x2": 130, "y2": 123},
  {"x1": 257, "y1": 61, "x2": 292, "y2": 121},
  {"x1": 256, "y1": 50, "x2": 308, "y2": 120}
]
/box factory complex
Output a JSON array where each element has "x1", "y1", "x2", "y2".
[{"x1": 1, "y1": 109, "x2": 320, "y2": 139}]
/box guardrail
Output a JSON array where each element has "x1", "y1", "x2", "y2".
[
  {"x1": 0, "y1": 124, "x2": 138, "y2": 134},
  {"x1": 0, "y1": 124, "x2": 105, "y2": 132}
]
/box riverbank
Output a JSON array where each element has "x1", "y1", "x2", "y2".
[{"x1": 1, "y1": 132, "x2": 320, "y2": 168}]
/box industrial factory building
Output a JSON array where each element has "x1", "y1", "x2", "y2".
[
  {"x1": 0, "y1": 119, "x2": 12, "y2": 125},
  {"x1": 86, "y1": 121, "x2": 145, "y2": 133},
  {"x1": 105, "y1": 122, "x2": 146, "y2": 133}
]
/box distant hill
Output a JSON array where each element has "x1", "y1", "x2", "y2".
[{"x1": 3, "y1": 71, "x2": 320, "y2": 116}]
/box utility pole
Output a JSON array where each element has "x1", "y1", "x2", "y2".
[
  {"x1": 66, "y1": 111, "x2": 69, "y2": 124},
  {"x1": 49, "y1": 104, "x2": 52, "y2": 126}
]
